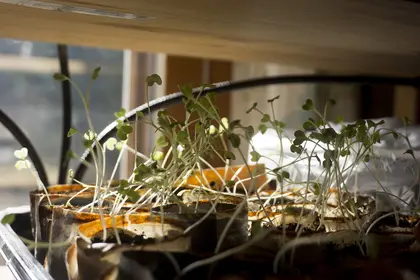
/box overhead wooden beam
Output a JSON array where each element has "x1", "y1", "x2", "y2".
[{"x1": 0, "y1": 1, "x2": 420, "y2": 75}]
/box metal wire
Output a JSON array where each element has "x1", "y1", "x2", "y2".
[
  {"x1": 57, "y1": 44, "x2": 72, "y2": 184},
  {"x1": 0, "y1": 110, "x2": 49, "y2": 186}
]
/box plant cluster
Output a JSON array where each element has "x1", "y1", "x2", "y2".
[{"x1": 5, "y1": 68, "x2": 420, "y2": 278}]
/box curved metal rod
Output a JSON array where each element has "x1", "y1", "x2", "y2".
[
  {"x1": 73, "y1": 74, "x2": 420, "y2": 181},
  {"x1": 57, "y1": 44, "x2": 72, "y2": 184},
  {"x1": 0, "y1": 110, "x2": 49, "y2": 186}
]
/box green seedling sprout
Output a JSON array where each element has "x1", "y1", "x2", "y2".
[{"x1": 10, "y1": 68, "x2": 420, "y2": 278}]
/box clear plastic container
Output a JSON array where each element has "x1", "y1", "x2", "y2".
[{"x1": 0, "y1": 206, "x2": 52, "y2": 280}]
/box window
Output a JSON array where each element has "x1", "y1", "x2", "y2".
[{"x1": 0, "y1": 38, "x2": 123, "y2": 207}]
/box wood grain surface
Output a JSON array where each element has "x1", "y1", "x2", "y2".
[{"x1": 0, "y1": 0, "x2": 420, "y2": 75}]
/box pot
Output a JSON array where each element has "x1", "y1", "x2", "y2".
[
  {"x1": 152, "y1": 192, "x2": 248, "y2": 255},
  {"x1": 65, "y1": 213, "x2": 191, "y2": 280},
  {"x1": 182, "y1": 164, "x2": 267, "y2": 194},
  {"x1": 29, "y1": 184, "x2": 99, "y2": 266}
]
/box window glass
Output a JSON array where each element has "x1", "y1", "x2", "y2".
[{"x1": 0, "y1": 38, "x2": 123, "y2": 207}]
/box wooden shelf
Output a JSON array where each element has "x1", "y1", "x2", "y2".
[{"x1": 1, "y1": 0, "x2": 420, "y2": 75}]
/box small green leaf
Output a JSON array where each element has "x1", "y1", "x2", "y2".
[
  {"x1": 228, "y1": 134, "x2": 241, "y2": 148},
  {"x1": 66, "y1": 151, "x2": 78, "y2": 161},
  {"x1": 67, "y1": 127, "x2": 79, "y2": 137},
  {"x1": 116, "y1": 120, "x2": 124, "y2": 129},
  {"x1": 176, "y1": 131, "x2": 189, "y2": 144},
  {"x1": 158, "y1": 117, "x2": 170, "y2": 127},
  {"x1": 224, "y1": 151, "x2": 236, "y2": 160},
  {"x1": 259, "y1": 124, "x2": 267, "y2": 134},
  {"x1": 340, "y1": 150, "x2": 350, "y2": 157},
  {"x1": 261, "y1": 114, "x2": 270, "y2": 123},
  {"x1": 267, "y1": 95, "x2": 280, "y2": 103},
  {"x1": 53, "y1": 73, "x2": 68, "y2": 81},
  {"x1": 152, "y1": 151, "x2": 164, "y2": 161},
  {"x1": 372, "y1": 131, "x2": 381, "y2": 143},
  {"x1": 281, "y1": 171, "x2": 290, "y2": 179},
  {"x1": 303, "y1": 121, "x2": 315, "y2": 130},
  {"x1": 1, "y1": 214, "x2": 15, "y2": 225},
  {"x1": 114, "y1": 108, "x2": 126, "y2": 118},
  {"x1": 294, "y1": 130, "x2": 306, "y2": 139},
  {"x1": 228, "y1": 133, "x2": 241, "y2": 148},
  {"x1": 156, "y1": 135, "x2": 168, "y2": 147},
  {"x1": 376, "y1": 120, "x2": 385, "y2": 126},
  {"x1": 134, "y1": 164, "x2": 152, "y2": 181},
  {"x1": 250, "y1": 151, "x2": 261, "y2": 162},
  {"x1": 293, "y1": 130, "x2": 307, "y2": 145},
  {"x1": 180, "y1": 85, "x2": 193, "y2": 98},
  {"x1": 115, "y1": 142, "x2": 124, "y2": 150},
  {"x1": 229, "y1": 120, "x2": 241, "y2": 129},
  {"x1": 335, "y1": 134, "x2": 345, "y2": 148},
  {"x1": 367, "y1": 120, "x2": 376, "y2": 129},
  {"x1": 117, "y1": 181, "x2": 140, "y2": 203},
  {"x1": 356, "y1": 119, "x2": 366, "y2": 126},
  {"x1": 117, "y1": 129, "x2": 128, "y2": 141},
  {"x1": 125, "y1": 189, "x2": 140, "y2": 202},
  {"x1": 158, "y1": 110, "x2": 168, "y2": 117},
  {"x1": 246, "y1": 102, "x2": 258, "y2": 114},
  {"x1": 197, "y1": 123, "x2": 207, "y2": 135},
  {"x1": 309, "y1": 132, "x2": 324, "y2": 142},
  {"x1": 274, "y1": 120, "x2": 286, "y2": 129},
  {"x1": 184, "y1": 99, "x2": 194, "y2": 112},
  {"x1": 322, "y1": 128, "x2": 338, "y2": 141},
  {"x1": 315, "y1": 119, "x2": 325, "y2": 128},
  {"x1": 91, "y1": 67, "x2": 101, "y2": 80},
  {"x1": 206, "y1": 92, "x2": 217, "y2": 103},
  {"x1": 324, "y1": 150, "x2": 335, "y2": 160},
  {"x1": 83, "y1": 140, "x2": 94, "y2": 148},
  {"x1": 120, "y1": 179, "x2": 130, "y2": 188},
  {"x1": 136, "y1": 111, "x2": 144, "y2": 118},
  {"x1": 169, "y1": 121, "x2": 184, "y2": 128},
  {"x1": 302, "y1": 99, "x2": 314, "y2": 111},
  {"x1": 322, "y1": 159, "x2": 332, "y2": 169},
  {"x1": 244, "y1": 125, "x2": 255, "y2": 139},
  {"x1": 121, "y1": 125, "x2": 133, "y2": 134},
  {"x1": 392, "y1": 132, "x2": 399, "y2": 139},
  {"x1": 364, "y1": 155, "x2": 370, "y2": 162},
  {"x1": 293, "y1": 138, "x2": 305, "y2": 145},
  {"x1": 146, "y1": 74, "x2": 162, "y2": 87},
  {"x1": 290, "y1": 144, "x2": 303, "y2": 154},
  {"x1": 313, "y1": 183, "x2": 321, "y2": 195}
]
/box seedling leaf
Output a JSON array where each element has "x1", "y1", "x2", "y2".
[
  {"x1": 67, "y1": 127, "x2": 79, "y2": 137},
  {"x1": 1, "y1": 214, "x2": 15, "y2": 225},
  {"x1": 91, "y1": 67, "x2": 101, "y2": 80},
  {"x1": 146, "y1": 74, "x2": 162, "y2": 86}
]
